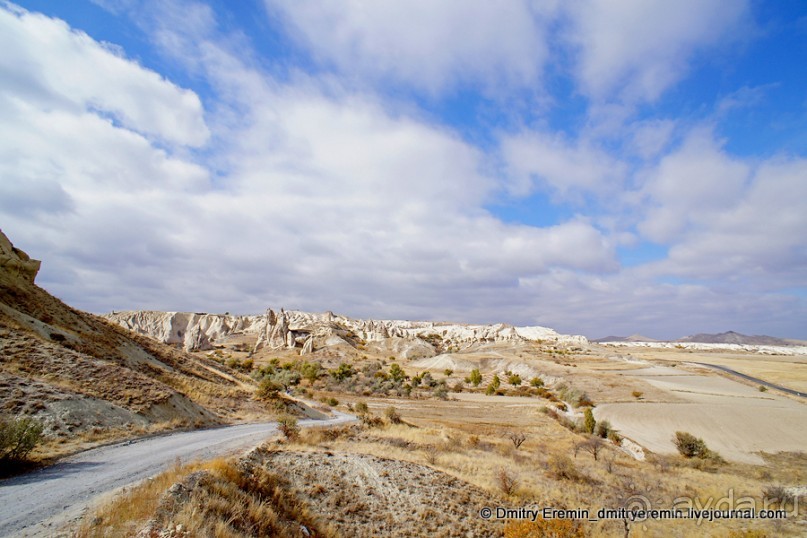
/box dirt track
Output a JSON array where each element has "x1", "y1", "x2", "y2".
[{"x1": 0, "y1": 413, "x2": 354, "y2": 537}]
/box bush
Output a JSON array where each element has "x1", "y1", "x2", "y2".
[
  {"x1": 0, "y1": 416, "x2": 44, "y2": 461},
  {"x1": 529, "y1": 377, "x2": 544, "y2": 388},
  {"x1": 673, "y1": 431, "x2": 709, "y2": 458},
  {"x1": 631, "y1": 390, "x2": 643, "y2": 399},
  {"x1": 496, "y1": 468, "x2": 518, "y2": 495},
  {"x1": 607, "y1": 429, "x2": 623, "y2": 444},
  {"x1": 354, "y1": 401, "x2": 369, "y2": 415},
  {"x1": 469, "y1": 368, "x2": 483, "y2": 387},
  {"x1": 256, "y1": 379, "x2": 282, "y2": 400},
  {"x1": 548, "y1": 455, "x2": 579, "y2": 481},
  {"x1": 595, "y1": 419, "x2": 611, "y2": 439},
  {"x1": 384, "y1": 406, "x2": 402, "y2": 424},
  {"x1": 508, "y1": 374, "x2": 522, "y2": 386},
  {"x1": 277, "y1": 416, "x2": 299, "y2": 441}
]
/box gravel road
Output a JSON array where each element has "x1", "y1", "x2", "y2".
[{"x1": 0, "y1": 412, "x2": 354, "y2": 537}]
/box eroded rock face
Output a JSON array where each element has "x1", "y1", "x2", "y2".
[
  {"x1": 0, "y1": 230, "x2": 41, "y2": 283},
  {"x1": 106, "y1": 307, "x2": 589, "y2": 353}
]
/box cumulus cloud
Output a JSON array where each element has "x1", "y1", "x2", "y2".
[
  {"x1": 565, "y1": 0, "x2": 750, "y2": 102},
  {"x1": 0, "y1": 4, "x2": 209, "y2": 146},
  {"x1": 0, "y1": 1, "x2": 616, "y2": 323},
  {"x1": 265, "y1": 0, "x2": 556, "y2": 94},
  {"x1": 638, "y1": 127, "x2": 751, "y2": 242},
  {"x1": 501, "y1": 130, "x2": 628, "y2": 200}
]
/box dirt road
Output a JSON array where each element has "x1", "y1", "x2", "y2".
[{"x1": 0, "y1": 413, "x2": 354, "y2": 537}]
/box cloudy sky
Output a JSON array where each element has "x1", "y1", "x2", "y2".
[{"x1": 1, "y1": 1, "x2": 805, "y2": 339}]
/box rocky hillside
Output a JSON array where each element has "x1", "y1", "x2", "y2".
[
  {"x1": 0, "y1": 230, "x2": 260, "y2": 445},
  {"x1": 105, "y1": 308, "x2": 588, "y2": 357}
]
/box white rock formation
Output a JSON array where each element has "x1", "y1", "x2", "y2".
[{"x1": 105, "y1": 308, "x2": 589, "y2": 354}]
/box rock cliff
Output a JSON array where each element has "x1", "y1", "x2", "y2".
[
  {"x1": 0, "y1": 230, "x2": 40, "y2": 283},
  {"x1": 105, "y1": 308, "x2": 589, "y2": 354}
]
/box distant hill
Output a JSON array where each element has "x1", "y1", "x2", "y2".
[
  {"x1": 676, "y1": 331, "x2": 797, "y2": 346},
  {"x1": 593, "y1": 334, "x2": 659, "y2": 343}
]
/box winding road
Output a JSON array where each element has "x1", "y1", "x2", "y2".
[
  {"x1": 0, "y1": 412, "x2": 355, "y2": 537},
  {"x1": 693, "y1": 362, "x2": 807, "y2": 398}
]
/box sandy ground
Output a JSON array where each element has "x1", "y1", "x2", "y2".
[{"x1": 595, "y1": 365, "x2": 807, "y2": 464}]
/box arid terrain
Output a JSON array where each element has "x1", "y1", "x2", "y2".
[{"x1": 2, "y1": 228, "x2": 806, "y2": 537}]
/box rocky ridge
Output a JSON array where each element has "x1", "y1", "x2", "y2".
[{"x1": 105, "y1": 308, "x2": 589, "y2": 355}]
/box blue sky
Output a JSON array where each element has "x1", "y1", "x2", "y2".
[{"x1": 1, "y1": 0, "x2": 805, "y2": 339}]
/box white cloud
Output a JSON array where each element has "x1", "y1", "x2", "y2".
[
  {"x1": 265, "y1": 0, "x2": 556, "y2": 94},
  {"x1": 657, "y1": 157, "x2": 807, "y2": 286},
  {"x1": 501, "y1": 130, "x2": 627, "y2": 199},
  {"x1": 0, "y1": 4, "x2": 209, "y2": 146},
  {"x1": 0, "y1": 1, "x2": 617, "y2": 323},
  {"x1": 565, "y1": 0, "x2": 750, "y2": 102},
  {"x1": 638, "y1": 127, "x2": 751, "y2": 242}
]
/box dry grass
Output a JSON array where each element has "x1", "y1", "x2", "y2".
[
  {"x1": 77, "y1": 457, "x2": 335, "y2": 538},
  {"x1": 76, "y1": 458, "x2": 209, "y2": 537}
]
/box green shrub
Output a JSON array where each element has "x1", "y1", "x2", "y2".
[
  {"x1": 469, "y1": 368, "x2": 483, "y2": 387},
  {"x1": 0, "y1": 416, "x2": 44, "y2": 461},
  {"x1": 530, "y1": 377, "x2": 544, "y2": 388},
  {"x1": 330, "y1": 363, "x2": 356, "y2": 381},
  {"x1": 256, "y1": 379, "x2": 282, "y2": 400},
  {"x1": 583, "y1": 408, "x2": 596, "y2": 434},
  {"x1": 673, "y1": 431, "x2": 709, "y2": 458},
  {"x1": 389, "y1": 363, "x2": 407, "y2": 383},
  {"x1": 508, "y1": 374, "x2": 522, "y2": 386}
]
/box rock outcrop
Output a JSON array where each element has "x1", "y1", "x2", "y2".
[
  {"x1": 106, "y1": 308, "x2": 589, "y2": 354},
  {"x1": 0, "y1": 229, "x2": 40, "y2": 283}
]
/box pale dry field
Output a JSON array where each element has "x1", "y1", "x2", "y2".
[
  {"x1": 618, "y1": 347, "x2": 807, "y2": 392},
  {"x1": 595, "y1": 364, "x2": 807, "y2": 464}
]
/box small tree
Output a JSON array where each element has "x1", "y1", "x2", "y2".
[
  {"x1": 576, "y1": 436, "x2": 604, "y2": 461},
  {"x1": 0, "y1": 416, "x2": 44, "y2": 461},
  {"x1": 583, "y1": 408, "x2": 596, "y2": 434},
  {"x1": 491, "y1": 375, "x2": 501, "y2": 389},
  {"x1": 508, "y1": 432, "x2": 526, "y2": 449},
  {"x1": 469, "y1": 368, "x2": 483, "y2": 387},
  {"x1": 389, "y1": 363, "x2": 407, "y2": 383}
]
